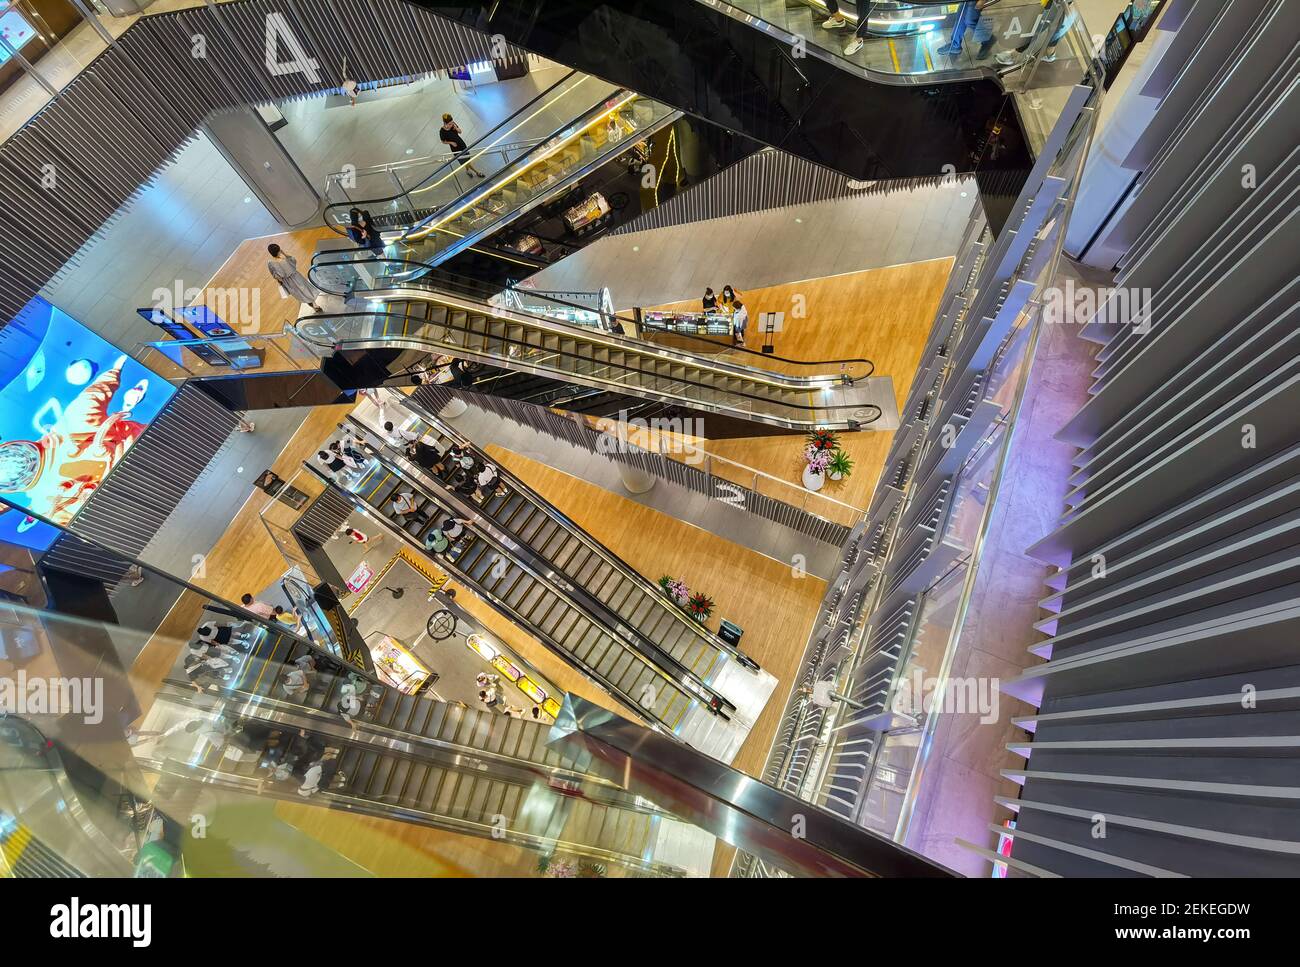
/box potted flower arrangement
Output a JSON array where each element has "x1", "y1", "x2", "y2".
[
  {"x1": 827, "y1": 449, "x2": 854, "y2": 482},
  {"x1": 803, "y1": 445, "x2": 831, "y2": 492},
  {"x1": 686, "y1": 590, "x2": 715, "y2": 624},
  {"x1": 807, "y1": 428, "x2": 840, "y2": 454},
  {"x1": 658, "y1": 575, "x2": 689, "y2": 606}
]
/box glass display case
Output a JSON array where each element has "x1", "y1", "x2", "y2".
[{"x1": 639, "y1": 309, "x2": 734, "y2": 349}]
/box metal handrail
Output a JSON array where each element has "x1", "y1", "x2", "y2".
[
  {"x1": 393, "y1": 391, "x2": 762, "y2": 667},
  {"x1": 323, "y1": 138, "x2": 549, "y2": 190},
  {"x1": 148, "y1": 759, "x2": 686, "y2": 876},
  {"x1": 308, "y1": 257, "x2": 877, "y2": 380},
  {"x1": 319, "y1": 67, "x2": 584, "y2": 231},
  {"x1": 293, "y1": 302, "x2": 883, "y2": 429}
]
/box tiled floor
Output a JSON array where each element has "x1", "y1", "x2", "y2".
[{"x1": 274, "y1": 60, "x2": 574, "y2": 197}]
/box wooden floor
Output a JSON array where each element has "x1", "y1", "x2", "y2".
[
  {"x1": 156, "y1": 226, "x2": 336, "y2": 379},
  {"x1": 643, "y1": 258, "x2": 953, "y2": 517}
]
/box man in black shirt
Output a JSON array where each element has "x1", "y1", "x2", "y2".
[{"x1": 406, "y1": 439, "x2": 444, "y2": 474}]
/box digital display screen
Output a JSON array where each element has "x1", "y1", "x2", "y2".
[
  {"x1": 0, "y1": 8, "x2": 36, "y2": 67},
  {"x1": 0, "y1": 298, "x2": 175, "y2": 550}
]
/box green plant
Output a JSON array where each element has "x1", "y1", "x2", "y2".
[{"x1": 827, "y1": 450, "x2": 854, "y2": 478}]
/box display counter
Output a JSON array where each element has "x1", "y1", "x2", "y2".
[
  {"x1": 367, "y1": 633, "x2": 434, "y2": 694},
  {"x1": 562, "y1": 191, "x2": 612, "y2": 236},
  {"x1": 639, "y1": 309, "x2": 734, "y2": 351},
  {"x1": 465, "y1": 633, "x2": 563, "y2": 720}
]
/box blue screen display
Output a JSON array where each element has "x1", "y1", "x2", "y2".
[{"x1": 0, "y1": 298, "x2": 176, "y2": 551}]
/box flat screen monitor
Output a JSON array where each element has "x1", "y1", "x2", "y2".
[{"x1": 0, "y1": 298, "x2": 176, "y2": 550}]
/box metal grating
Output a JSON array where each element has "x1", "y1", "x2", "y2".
[
  {"x1": 294, "y1": 484, "x2": 356, "y2": 547},
  {"x1": 611, "y1": 147, "x2": 954, "y2": 236}
]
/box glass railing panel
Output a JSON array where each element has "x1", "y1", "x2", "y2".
[
  {"x1": 700, "y1": 0, "x2": 1073, "y2": 80},
  {"x1": 323, "y1": 72, "x2": 619, "y2": 236},
  {"x1": 856, "y1": 557, "x2": 966, "y2": 836},
  {"x1": 293, "y1": 300, "x2": 875, "y2": 427},
  {"x1": 396, "y1": 93, "x2": 679, "y2": 267},
  {"x1": 309, "y1": 255, "x2": 878, "y2": 384},
  {"x1": 0, "y1": 594, "x2": 787, "y2": 876},
  {"x1": 132, "y1": 331, "x2": 322, "y2": 380}
]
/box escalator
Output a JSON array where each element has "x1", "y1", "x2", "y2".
[
  {"x1": 320, "y1": 63, "x2": 776, "y2": 288},
  {"x1": 149, "y1": 647, "x2": 687, "y2": 873},
  {"x1": 324, "y1": 79, "x2": 681, "y2": 279},
  {"x1": 321, "y1": 70, "x2": 615, "y2": 236},
  {"x1": 295, "y1": 268, "x2": 883, "y2": 432},
  {"x1": 306, "y1": 426, "x2": 756, "y2": 750},
  {"x1": 351, "y1": 387, "x2": 762, "y2": 677},
  {"x1": 0, "y1": 718, "x2": 142, "y2": 877},
  {"x1": 408, "y1": 0, "x2": 1046, "y2": 223}
]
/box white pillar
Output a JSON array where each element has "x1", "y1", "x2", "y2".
[{"x1": 614, "y1": 460, "x2": 655, "y2": 495}]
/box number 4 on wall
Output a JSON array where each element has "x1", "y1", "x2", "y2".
[{"x1": 264, "y1": 12, "x2": 321, "y2": 83}]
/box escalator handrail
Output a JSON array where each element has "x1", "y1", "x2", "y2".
[
  {"x1": 335, "y1": 422, "x2": 739, "y2": 713},
  {"x1": 350, "y1": 410, "x2": 756, "y2": 672},
  {"x1": 696, "y1": 0, "x2": 1005, "y2": 86},
  {"x1": 0, "y1": 717, "x2": 136, "y2": 875},
  {"x1": 311, "y1": 251, "x2": 877, "y2": 377},
  {"x1": 322, "y1": 68, "x2": 582, "y2": 235},
  {"x1": 154, "y1": 677, "x2": 626, "y2": 790},
  {"x1": 292, "y1": 303, "x2": 883, "y2": 424},
  {"x1": 150, "y1": 757, "x2": 686, "y2": 875},
  {"x1": 398, "y1": 87, "x2": 646, "y2": 244},
  {"x1": 302, "y1": 459, "x2": 723, "y2": 728},
  {"x1": 395, "y1": 395, "x2": 766, "y2": 668}
]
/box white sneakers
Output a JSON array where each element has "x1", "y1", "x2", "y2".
[{"x1": 817, "y1": 13, "x2": 863, "y2": 55}]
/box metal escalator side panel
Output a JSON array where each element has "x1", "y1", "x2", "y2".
[
  {"x1": 341, "y1": 414, "x2": 742, "y2": 711},
  {"x1": 302, "y1": 457, "x2": 706, "y2": 734}
]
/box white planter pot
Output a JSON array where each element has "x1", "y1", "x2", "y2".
[
  {"x1": 802, "y1": 467, "x2": 825, "y2": 492},
  {"x1": 828, "y1": 470, "x2": 844, "y2": 481}
]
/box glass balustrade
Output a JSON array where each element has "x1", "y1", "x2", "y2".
[
  {"x1": 321, "y1": 70, "x2": 619, "y2": 234},
  {"x1": 700, "y1": 0, "x2": 1079, "y2": 79},
  {"x1": 290, "y1": 295, "x2": 880, "y2": 430},
  {"x1": 388, "y1": 93, "x2": 680, "y2": 269},
  {"x1": 310, "y1": 253, "x2": 877, "y2": 386},
  {"x1": 134, "y1": 330, "x2": 321, "y2": 381}
]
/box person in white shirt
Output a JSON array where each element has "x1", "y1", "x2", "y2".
[
  {"x1": 441, "y1": 517, "x2": 471, "y2": 541},
  {"x1": 476, "y1": 463, "x2": 501, "y2": 497},
  {"x1": 280, "y1": 665, "x2": 312, "y2": 702},
  {"x1": 732, "y1": 300, "x2": 750, "y2": 346},
  {"x1": 382, "y1": 420, "x2": 420, "y2": 447},
  {"x1": 391, "y1": 490, "x2": 422, "y2": 525}
]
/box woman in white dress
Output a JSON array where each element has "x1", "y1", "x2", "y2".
[{"x1": 267, "y1": 243, "x2": 324, "y2": 314}]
